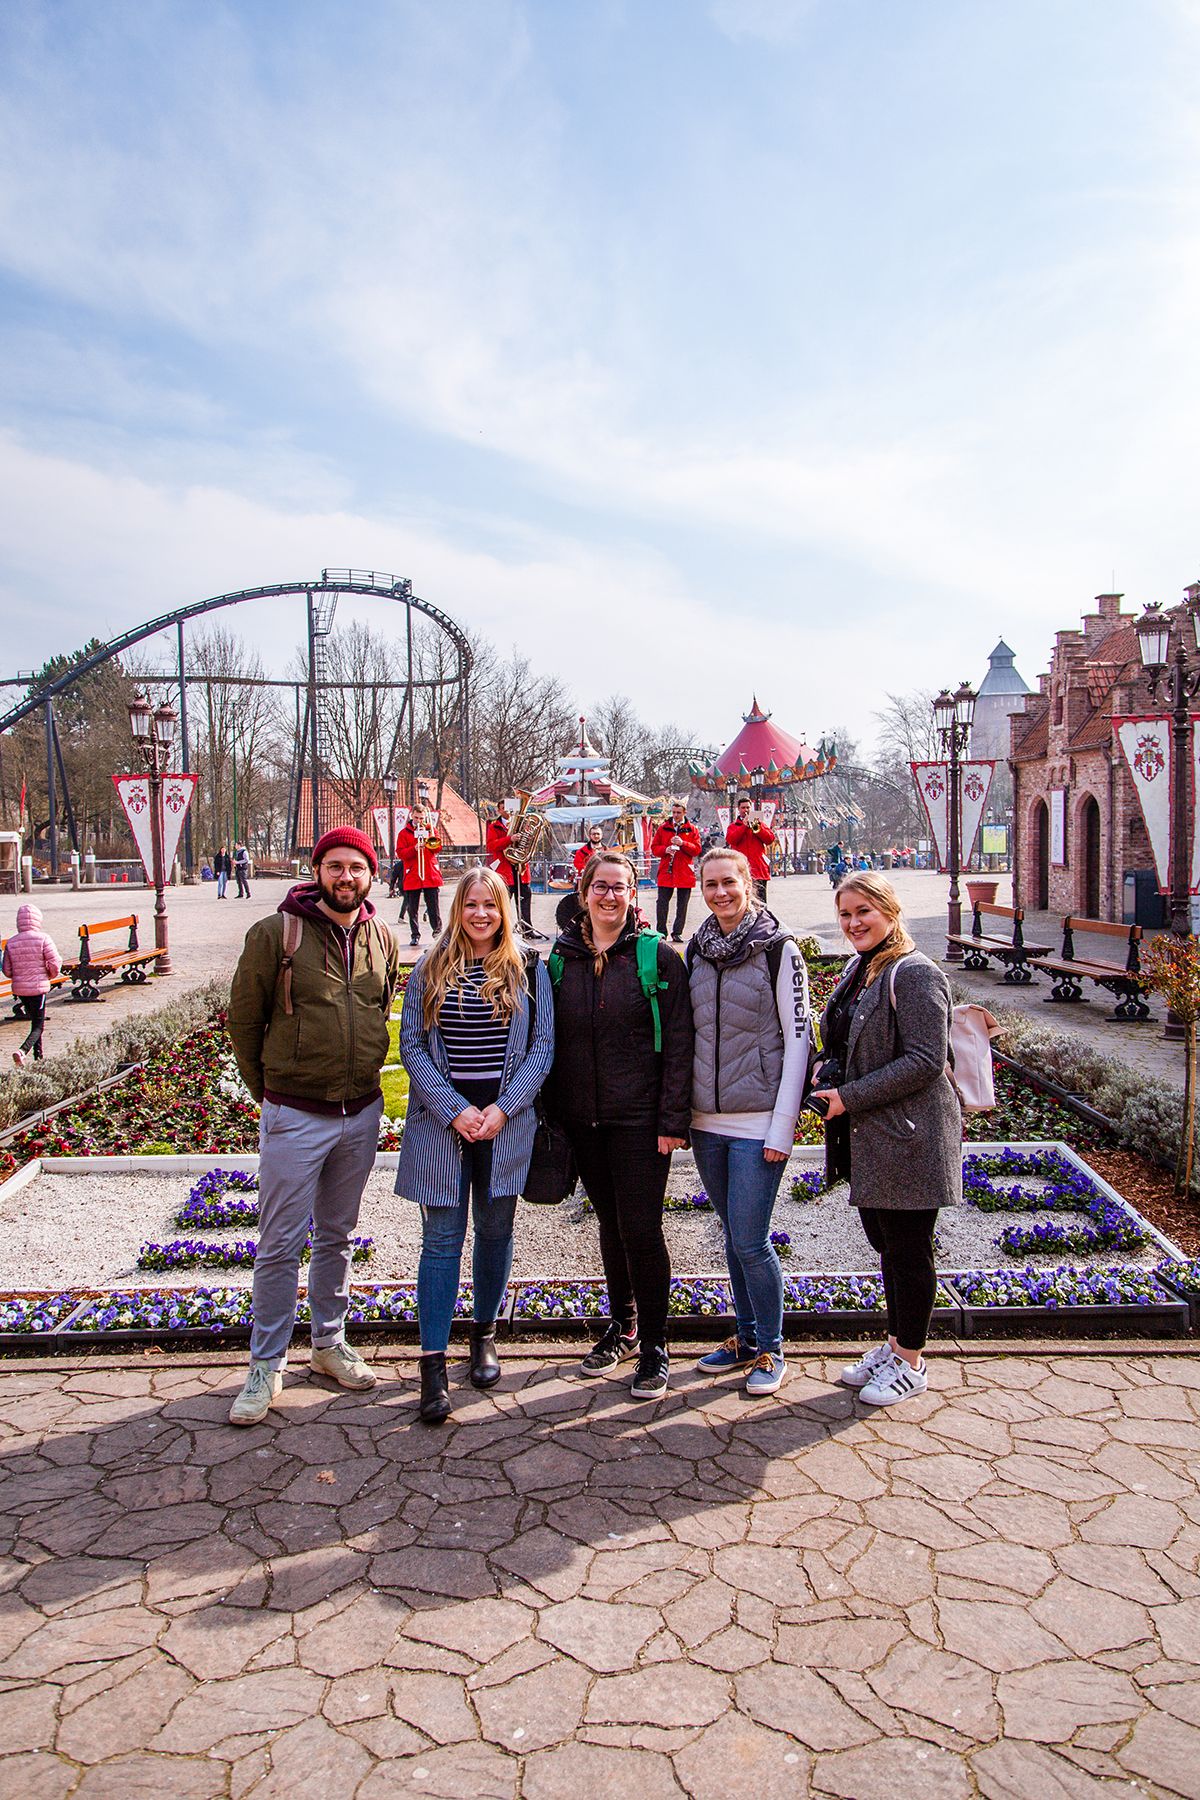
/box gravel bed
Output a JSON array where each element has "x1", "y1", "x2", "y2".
[{"x1": 0, "y1": 1152, "x2": 1169, "y2": 1290}]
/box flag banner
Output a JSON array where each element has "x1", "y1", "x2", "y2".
[
  {"x1": 1115, "y1": 717, "x2": 1172, "y2": 892},
  {"x1": 911, "y1": 762, "x2": 950, "y2": 869},
  {"x1": 716, "y1": 807, "x2": 730, "y2": 834},
  {"x1": 113, "y1": 776, "x2": 154, "y2": 876},
  {"x1": 371, "y1": 808, "x2": 390, "y2": 847},
  {"x1": 114, "y1": 774, "x2": 196, "y2": 877},
  {"x1": 959, "y1": 762, "x2": 995, "y2": 864},
  {"x1": 159, "y1": 775, "x2": 197, "y2": 871},
  {"x1": 759, "y1": 801, "x2": 777, "y2": 829},
  {"x1": 1049, "y1": 789, "x2": 1066, "y2": 866}
]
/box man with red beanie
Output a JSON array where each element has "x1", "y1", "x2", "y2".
[{"x1": 226, "y1": 827, "x2": 400, "y2": 1425}]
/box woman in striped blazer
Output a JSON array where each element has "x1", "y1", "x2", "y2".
[{"x1": 396, "y1": 866, "x2": 554, "y2": 1422}]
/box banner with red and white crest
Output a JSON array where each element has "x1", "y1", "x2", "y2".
[
  {"x1": 911, "y1": 762, "x2": 995, "y2": 870},
  {"x1": 113, "y1": 773, "x2": 197, "y2": 879},
  {"x1": 1115, "y1": 718, "x2": 1171, "y2": 893}
]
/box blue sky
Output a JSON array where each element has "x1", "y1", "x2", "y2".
[{"x1": 2, "y1": 0, "x2": 1199, "y2": 754}]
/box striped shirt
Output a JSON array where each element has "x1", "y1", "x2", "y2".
[{"x1": 436, "y1": 964, "x2": 513, "y2": 1080}]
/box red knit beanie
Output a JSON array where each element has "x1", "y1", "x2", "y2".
[{"x1": 312, "y1": 827, "x2": 377, "y2": 875}]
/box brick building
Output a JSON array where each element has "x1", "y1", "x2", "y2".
[{"x1": 1010, "y1": 592, "x2": 1177, "y2": 921}]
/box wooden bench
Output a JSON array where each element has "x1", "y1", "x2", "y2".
[
  {"x1": 1027, "y1": 917, "x2": 1151, "y2": 1020},
  {"x1": 67, "y1": 916, "x2": 157, "y2": 1002},
  {"x1": 946, "y1": 901, "x2": 1053, "y2": 985}
]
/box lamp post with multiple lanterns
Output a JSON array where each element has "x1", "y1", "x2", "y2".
[
  {"x1": 931, "y1": 681, "x2": 977, "y2": 963},
  {"x1": 128, "y1": 691, "x2": 178, "y2": 977},
  {"x1": 1134, "y1": 587, "x2": 1200, "y2": 954},
  {"x1": 382, "y1": 772, "x2": 399, "y2": 874}
]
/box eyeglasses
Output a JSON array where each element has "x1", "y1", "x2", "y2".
[{"x1": 590, "y1": 882, "x2": 630, "y2": 897}]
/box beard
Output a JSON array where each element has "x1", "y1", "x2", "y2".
[{"x1": 317, "y1": 868, "x2": 371, "y2": 916}]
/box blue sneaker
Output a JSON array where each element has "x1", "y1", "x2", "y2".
[
  {"x1": 696, "y1": 1336, "x2": 758, "y2": 1372},
  {"x1": 746, "y1": 1352, "x2": 787, "y2": 1397}
]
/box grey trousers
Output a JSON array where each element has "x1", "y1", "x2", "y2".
[{"x1": 250, "y1": 1098, "x2": 383, "y2": 1367}]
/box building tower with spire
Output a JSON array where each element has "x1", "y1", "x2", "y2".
[{"x1": 971, "y1": 639, "x2": 1032, "y2": 762}]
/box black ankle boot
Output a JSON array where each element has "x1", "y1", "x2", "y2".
[
  {"x1": 418, "y1": 1352, "x2": 451, "y2": 1423},
  {"x1": 469, "y1": 1322, "x2": 501, "y2": 1389}
]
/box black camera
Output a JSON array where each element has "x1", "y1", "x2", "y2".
[{"x1": 804, "y1": 1057, "x2": 843, "y2": 1119}]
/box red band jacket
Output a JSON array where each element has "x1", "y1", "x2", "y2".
[
  {"x1": 395, "y1": 823, "x2": 443, "y2": 890},
  {"x1": 650, "y1": 820, "x2": 702, "y2": 889},
  {"x1": 487, "y1": 819, "x2": 527, "y2": 886},
  {"x1": 725, "y1": 818, "x2": 775, "y2": 882}
]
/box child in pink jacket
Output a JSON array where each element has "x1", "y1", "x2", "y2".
[{"x1": 2, "y1": 904, "x2": 63, "y2": 1065}]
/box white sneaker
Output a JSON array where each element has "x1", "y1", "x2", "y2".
[
  {"x1": 12, "y1": 1050, "x2": 26, "y2": 1068},
  {"x1": 840, "y1": 1342, "x2": 894, "y2": 1390},
  {"x1": 310, "y1": 1342, "x2": 377, "y2": 1389},
  {"x1": 859, "y1": 1353, "x2": 928, "y2": 1407},
  {"x1": 229, "y1": 1361, "x2": 283, "y2": 1426}
]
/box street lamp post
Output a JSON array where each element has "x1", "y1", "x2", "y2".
[
  {"x1": 932, "y1": 681, "x2": 977, "y2": 964},
  {"x1": 1135, "y1": 585, "x2": 1200, "y2": 1039},
  {"x1": 724, "y1": 771, "x2": 739, "y2": 842},
  {"x1": 129, "y1": 692, "x2": 177, "y2": 977},
  {"x1": 382, "y1": 772, "x2": 398, "y2": 874}
]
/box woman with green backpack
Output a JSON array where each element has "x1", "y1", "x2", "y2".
[{"x1": 544, "y1": 850, "x2": 693, "y2": 1401}]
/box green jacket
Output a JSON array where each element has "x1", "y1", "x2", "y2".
[{"x1": 227, "y1": 892, "x2": 400, "y2": 1106}]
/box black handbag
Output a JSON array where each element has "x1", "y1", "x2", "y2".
[{"x1": 519, "y1": 950, "x2": 577, "y2": 1204}]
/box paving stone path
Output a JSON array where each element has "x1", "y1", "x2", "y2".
[{"x1": 2, "y1": 1348, "x2": 1199, "y2": 1798}]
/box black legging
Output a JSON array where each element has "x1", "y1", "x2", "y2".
[
  {"x1": 858, "y1": 1207, "x2": 938, "y2": 1353},
  {"x1": 17, "y1": 995, "x2": 47, "y2": 1060},
  {"x1": 565, "y1": 1122, "x2": 671, "y2": 1350},
  {"x1": 404, "y1": 888, "x2": 442, "y2": 937},
  {"x1": 655, "y1": 887, "x2": 691, "y2": 939}
]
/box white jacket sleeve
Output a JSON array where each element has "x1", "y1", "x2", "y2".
[{"x1": 766, "y1": 940, "x2": 813, "y2": 1155}]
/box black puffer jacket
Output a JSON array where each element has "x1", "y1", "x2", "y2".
[{"x1": 546, "y1": 916, "x2": 693, "y2": 1136}]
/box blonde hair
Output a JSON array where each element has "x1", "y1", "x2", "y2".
[
  {"x1": 422, "y1": 866, "x2": 529, "y2": 1030},
  {"x1": 833, "y1": 872, "x2": 915, "y2": 984},
  {"x1": 697, "y1": 845, "x2": 761, "y2": 910},
  {"x1": 577, "y1": 851, "x2": 639, "y2": 976}
]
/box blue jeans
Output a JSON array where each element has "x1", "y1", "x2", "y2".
[
  {"x1": 417, "y1": 1139, "x2": 517, "y2": 1354},
  {"x1": 691, "y1": 1130, "x2": 787, "y2": 1357},
  {"x1": 216, "y1": 871, "x2": 227, "y2": 896}
]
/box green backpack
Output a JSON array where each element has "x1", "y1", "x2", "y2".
[{"x1": 547, "y1": 930, "x2": 670, "y2": 1053}]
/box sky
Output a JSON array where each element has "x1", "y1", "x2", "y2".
[{"x1": 2, "y1": 0, "x2": 1200, "y2": 759}]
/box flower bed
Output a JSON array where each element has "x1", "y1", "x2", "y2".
[
  {"x1": 947, "y1": 1265, "x2": 1187, "y2": 1338},
  {"x1": 60, "y1": 1286, "x2": 268, "y2": 1343},
  {"x1": 963, "y1": 1150, "x2": 1147, "y2": 1258},
  {"x1": 0, "y1": 1292, "x2": 81, "y2": 1345},
  {"x1": 137, "y1": 1236, "x2": 374, "y2": 1272},
  {"x1": 1156, "y1": 1258, "x2": 1200, "y2": 1329}
]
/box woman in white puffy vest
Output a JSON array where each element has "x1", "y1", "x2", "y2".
[{"x1": 686, "y1": 847, "x2": 812, "y2": 1396}]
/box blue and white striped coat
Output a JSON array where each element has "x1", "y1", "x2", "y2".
[{"x1": 394, "y1": 955, "x2": 555, "y2": 1207}]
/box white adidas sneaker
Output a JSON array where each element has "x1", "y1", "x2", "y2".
[
  {"x1": 839, "y1": 1341, "x2": 894, "y2": 1390},
  {"x1": 859, "y1": 1352, "x2": 928, "y2": 1406}
]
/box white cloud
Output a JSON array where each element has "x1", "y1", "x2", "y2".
[{"x1": 707, "y1": 0, "x2": 822, "y2": 46}]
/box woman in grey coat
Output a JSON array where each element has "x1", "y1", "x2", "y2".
[{"x1": 811, "y1": 872, "x2": 960, "y2": 1407}]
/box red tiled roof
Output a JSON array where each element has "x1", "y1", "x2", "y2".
[
  {"x1": 1068, "y1": 712, "x2": 1115, "y2": 751},
  {"x1": 1012, "y1": 712, "x2": 1048, "y2": 759},
  {"x1": 1085, "y1": 623, "x2": 1138, "y2": 669}
]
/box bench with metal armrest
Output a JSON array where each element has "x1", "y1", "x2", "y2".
[
  {"x1": 1027, "y1": 917, "x2": 1151, "y2": 1020},
  {"x1": 68, "y1": 915, "x2": 157, "y2": 1002},
  {"x1": 945, "y1": 900, "x2": 1053, "y2": 984}
]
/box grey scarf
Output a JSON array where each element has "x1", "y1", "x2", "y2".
[{"x1": 692, "y1": 905, "x2": 781, "y2": 967}]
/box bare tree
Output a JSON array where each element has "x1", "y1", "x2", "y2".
[
  {"x1": 469, "y1": 647, "x2": 576, "y2": 803},
  {"x1": 588, "y1": 694, "x2": 650, "y2": 788},
  {"x1": 314, "y1": 623, "x2": 398, "y2": 829},
  {"x1": 189, "y1": 629, "x2": 283, "y2": 857},
  {"x1": 873, "y1": 689, "x2": 940, "y2": 768}
]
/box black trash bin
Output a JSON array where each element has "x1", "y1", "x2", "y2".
[{"x1": 1123, "y1": 870, "x2": 1167, "y2": 929}]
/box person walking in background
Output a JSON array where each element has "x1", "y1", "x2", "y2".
[
  {"x1": 688, "y1": 848, "x2": 811, "y2": 1396},
  {"x1": 395, "y1": 802, "x2": 443, "y2": 946},
  {"x1": 226, "y1": 827, "x2": 399, "y2": 1426},
  {"x1": 234, "y1": 843, "x2": 251, "y2": 897},
  {"x1": 726, "y1": 794, "x2": 776, "y2": 905},
  {"x1": 546, "y1": 850, "x2": 693, "y2": 1402},
  {"x1": 396, "y1": 867, "x2": 554, "y2": 1423},
  {"x1": 812, "y1": 871, "x2": 961, "y2": 1407},
  {"x1": 215, "y1": 846, "x2": 231, "y2": 897},
  {"x1": 651, "y1": 799, "x2": 702, "y2": 942},
  {"x1": 3, "y1": 904, "x2": 63, "y2": 1066}
]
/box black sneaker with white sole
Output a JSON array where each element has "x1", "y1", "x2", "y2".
[
  {"x1": 629, "y1": 1345, "x2": 670, "y2": 1400},
  {"x1": 579, "y1": 1321, "x2": 639, "y2": 1377}
]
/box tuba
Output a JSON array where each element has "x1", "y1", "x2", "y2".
[{"x1": 505, "y1": 790, "x2": 549, "y2": 866}]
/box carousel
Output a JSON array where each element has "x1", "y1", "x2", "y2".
[{"x1": 689, "y1": 699, "x2": 840, "y2": 866}]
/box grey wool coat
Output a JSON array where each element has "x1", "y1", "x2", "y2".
[{"x1": 821, "y1": 949, "x2": 962, "y2": 1211}]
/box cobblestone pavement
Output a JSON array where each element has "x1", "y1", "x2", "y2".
[{"x1": 2, "y1": 1346, "x2": 1199, "y2": 1798}]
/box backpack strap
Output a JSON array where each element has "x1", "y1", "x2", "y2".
[
  {"x1": 278, "y1": 913, "x2": 304, "y2": 1016},
  {"x1": 547, "y1": 951, "x2": 564, "y2": 992},
  {"x1": 635, "y1": 930, "x2": 668, "y2": 1054}
]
